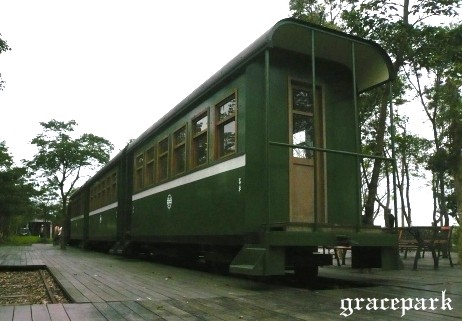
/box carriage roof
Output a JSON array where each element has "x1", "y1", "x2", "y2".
[{"x1": 127, "y1": 18, "x2": 394, "y2": 153}]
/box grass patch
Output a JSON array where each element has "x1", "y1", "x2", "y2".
[{"x1": 1, "y1": 235, "x2": 43, "y2": 246}]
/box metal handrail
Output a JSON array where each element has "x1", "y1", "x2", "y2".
[
  {"x1": 269, "y1": 140, "x2": 397, "y2": 230},
  {"x1": 268, "y1": 141, "x2": 394, "y2": 162}
]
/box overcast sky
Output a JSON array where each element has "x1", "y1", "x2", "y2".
[
  {"x1": 0, "y1": 0, "x2": 290, "y2": 162},
  {"x1": 1, "y1": 1, "x2": 456, "y2": 226}
]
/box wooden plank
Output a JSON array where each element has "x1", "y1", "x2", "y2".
[
  {"x1": 141, "y1": 299, "x2": 201, "y2": 321},
  {"x1": 176, "y1": 297, "x2": 239, "y2": 321},
  {"x1": 1, "y1": 244, "x2": 461, "y2": 321},
  {"x1": 63, "y1": 303, "x2": 106, "y2": 321},
  {"x1": 166, "y1": 298, "x2": 217, "y2": 320},
  {"x1": 122, "y1": 301, "x2": 165, "y2": 320},
  {"x1": 46, "y1": 267, "x2": 86, "y2": 303},
  {"x1": 47, "y1": 304, "x2": 71, "y2": 321},
  {"x1": 31, "y1": 304, "x2": 51, "y2": 321},
  {"x1": 92, "y1": 302, "x2": 127, "y2": 321},
  {"x1": 0, "y1": 305, "x2": 14, "y2": 321},
  {"x1": 13, "y1": 305, "x2": 32, "y2": 321},
  {"x1": 106, "y1": 302, "x2": 146, "y2": 321}
]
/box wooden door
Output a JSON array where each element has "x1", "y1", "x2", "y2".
[{"x1": 289, "y1": 81, "x2": 325, "y2": 223}]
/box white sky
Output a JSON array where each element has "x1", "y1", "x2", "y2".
[
  {"x1": 0, "y1": 0, "x2": 290, "y2": 162},
  {"x1": 0, "y1": 1, "x2": 455, "y2": 227}
]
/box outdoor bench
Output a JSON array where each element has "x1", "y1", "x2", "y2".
[{"x1": 398, "y1": 226, "x2": 454, "y2": 270}]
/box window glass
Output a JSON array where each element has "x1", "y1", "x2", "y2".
[
  {"x1": 135, "y1": 154, "x2": 144, "y2": 190},
  {"x1": 111, "y1": 172, "x2": 117, "y2": 200},
  {"x1": 220, "y1": 121, "x2": 236, "y2": 156},
  {"x1": 293, "y1": 87, "x2": 313, "y2": 113},
  {"x1": 193, "y1": 133, "x2": 208, "y2": 166},
  {"x1": 192, "y1": 113, "x2": 208, "y2": 167},
  {"x1": 159, "y1": 138, "x2": 168, "y2": 154},
  {"x1": 145, "y1": 146, "x2": 155, "y2": 186},
  {"x1": 173, "y1": 126, "x2": 186, "y2": 175},
  {"x1": 174, "y1": 127, "x2": 186, "y2": 144},
  {"x1": 194, "y1": 115, "x2": 208, "y2": 134},
  {"x1": 293, "y1": 114, "x2": 313, "y2": 158},
  {"x1": 174, "y1": 146, "x2": 186, "y2": 173},
  {"x1": 158, "y1": 138, "x2": 169, "y2": 181},
  {"x1": 218, "y1": 97, "x2": 236, "y2": 121},
  {"x1": 216, "y1": 94, "x2": 237, "y2": 158},
  {"x1": 90, "y1": 170, "x2": 117, "y2": 209},
  {"x1": 291, "y1": 85, "x2": 314, "y2": 159}
]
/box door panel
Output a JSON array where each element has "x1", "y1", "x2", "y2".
[{"x1": 289, "y1": 82, "x2": 325, "y2": 223}]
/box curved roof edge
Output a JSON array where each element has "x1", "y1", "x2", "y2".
[{"x1": 127, "y1": 18, "x2": 395, "y2": 152}]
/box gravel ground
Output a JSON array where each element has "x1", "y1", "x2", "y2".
[{"x1": 0, "y1": 269, "x2": 69, "y2": 305}]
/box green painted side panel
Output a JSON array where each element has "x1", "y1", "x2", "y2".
[
  {"x1": 244, "y1": 61, "x2": 284, "y2": 228},
  {"x1": 323, "y1": 64, "x2": 360, "y2": 226},
  {"x1": 268, "y1": 229, "x2": 397, "y2": 247},
  {"x1": 88, "y1": 209, "x2": 117, "y2": 240},
  {"x1": 259, "y1": 49, "x2": 361, "y2": 226},
  {"x1": 70, "y1": 218, "x2": 84, "y2": 239},
  {"x1": 131, "y1": 166, "x2": 245, "y2": 238}
]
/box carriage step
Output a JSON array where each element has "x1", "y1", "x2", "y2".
[{"x1": 229, "y1": 245, "x2": 266, "y2": 275}]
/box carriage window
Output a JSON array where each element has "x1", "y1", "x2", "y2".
[
  {"x1": 173, "y1": 126, "x2": 186, "y2": 175},
  {"x1": 111, "y1": 172, "x2": 117, "y2": 200},
  {"x1": 216, "y1": 94, "x2": 237, "y2": 158},
  {"x1": 135, "y1": 153, "x2": 144, "y2": 190},
  {"x1": 293, "y1": 87, "x2": 313, "y2": 113},
  {"x1": 192, "y1": 113, "x2": 208, "y2": 167},
  {"x1": 90, "y1": 188, "x2": 95, "y2": 211},
  {"x1": 157, "y1": 137, "x2": 169, "y2": 181},
  {"x1": 291, "y1": 86, "x2": 314, "y2": 158},
  {"x1": 144, "y1": 146, "x2": 155, "y2": 186},
  {"x1": 90, "y1": 170, "x2": 117, "y2": 210}
]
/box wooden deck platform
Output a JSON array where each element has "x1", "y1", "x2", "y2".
[{"x1": 0, "y1": 244, "x2": 460, "y2": 320}]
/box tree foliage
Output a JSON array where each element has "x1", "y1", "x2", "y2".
[
  {"x1": 0, "y1": 33, "x2": 11, "y2": 91},
  {"x1": 27, "y1": 120, "x2": 114, "y2": 246},
  {"x1": 0, "y1": 142, "x2": 36, "y2": 240},
  {"x1": 404, "y1": 22, "x2": 462, "y2": 225},
  {"x1": 290, "y1": 0, "x2": 461, "y2": 226}
]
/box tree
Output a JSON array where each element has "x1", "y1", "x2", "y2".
[
  {"x1": 405, "y1": 24, "x2": 462, "y2": 225},
  {"x1": 290, "y1": 0, "x2": 460, "y2": 226},
  {"x1": 27, "y1": 120, "x2": 113, "y2": 248},
  {"x1": 342, "y1": 0, "x2": 460, "y2": 226},
  {"x1": 32, "y1": 186, "x2": 63, "y2": 235},
  {"x1": 290, "y1": 0, "x2": 346, "y2": 28},
  {"x1": 0, "y1": 142, "x2": 36, "y2": 240},
  {"x1": 0, "y1": 33, "x2": 11, "y2": 91}
]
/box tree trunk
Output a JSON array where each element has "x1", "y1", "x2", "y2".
[{"x1": 363, "y1": 86, "x2": 388, "y2": 224}]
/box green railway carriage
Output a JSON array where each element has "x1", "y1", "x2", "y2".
[
  {"x1": 69, "y1": 150, "x2": 130, "y2": 250},
  {"x1": 69, "y1": 187, "x2": 87, "y2": 241},
  {"x1": 68, "y1": 18, "x2": 399, "y2": 277}
]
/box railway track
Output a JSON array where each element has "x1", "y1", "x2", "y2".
[
  {"x1": 38, "y1": 269, "x2": 57, "y2": 304},
  {"x1": 0, "y1": 268, "x2": 69, "y2": 305}
]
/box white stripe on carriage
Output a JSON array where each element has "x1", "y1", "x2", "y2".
[
  {"x1": 70, "y1": 215, "x2": 84, "y2": 221},
  {"x1": 89, "y1": 202, "x2": 118, "y2": 216},
  {"x1": 132, "y1": 154, "x2": 246, "y2": 201}
]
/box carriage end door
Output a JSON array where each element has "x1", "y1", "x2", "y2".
[{"x1": 289, "y1": 81, "x2": 325, "y2": 223}]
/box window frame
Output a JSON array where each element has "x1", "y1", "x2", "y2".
[
  {"x1": 157, "y1": 136, "x2": 169, "y2": 182},
  {"x1": 89, "y1": 170, "x2": 118, "y2": 210},
  {"x1": 144, "y1": 145, "x2": 156, "y2": 186},
  {"x1": 215, "y1": 92, "x2": 238, "y2": 159},
  {"x1": 172, "y1": 124, "x2": 187, "y2": 176},
  {"x1": 134, "y1": 152, "x2": 144, "y2": 191},
  {"x1": 191, "y1": 110, "x2": 209, "y2": 168},
  {"x1": 290, "y1": 81, "x2": 315, "y2": 160}
]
